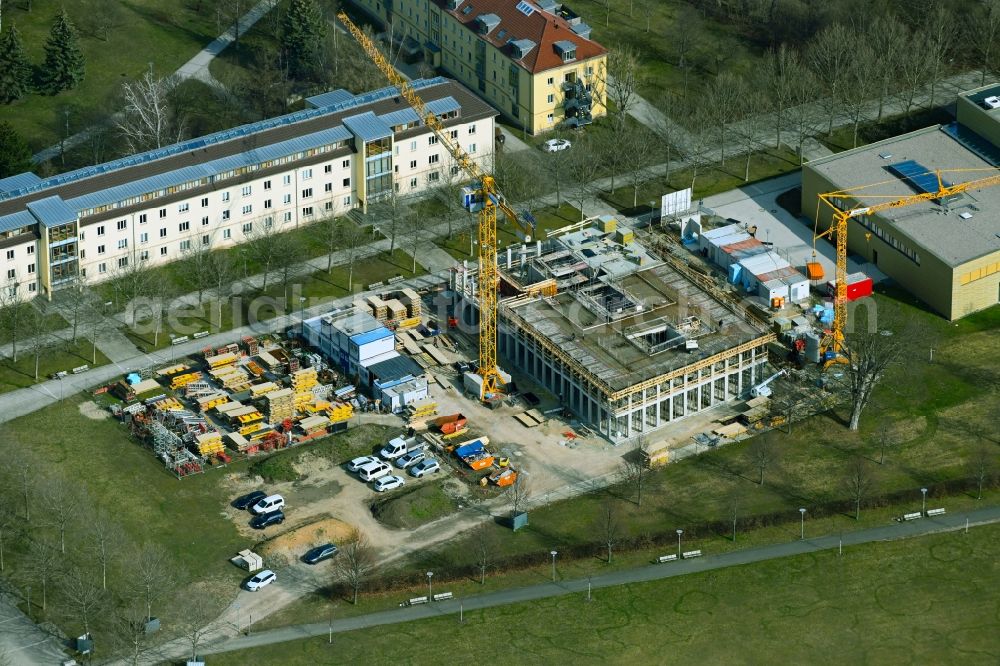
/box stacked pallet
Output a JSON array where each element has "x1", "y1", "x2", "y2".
[
  {"x1": 169, "y1": 372, "x2": 202, "y2": 390},
  {"x1": 210, "y1": 366, "x2": 250, "y2": 391},
  {"x1": 250, "y1": 381, "x2": 279, "y2": 398},
  {"x1": 195, "y1": 392, "x2": 229, "y2": 412},
  {"x1": 245, "y1": 360, "x2": 265, "y2": 377},
  {"x1": 226, "y1": 431, "x2": 251, "y2": 453},
  {"x1": 215, "y1": 342, "x2": 239, "y2": 357},
  {"x1": 242, "y1": 336, "x2": 259, "y2": 356},
  {"x1": 265, "y1": 388, "x2": 294, "y2": 423},
  {"x1": 327, "y1": 401, "x2": 354, "y2": 424},
  {"x1": 353, "y1": 299, "x2": 371, "y2": 317},
  {"x1": 151, "y1": 397, "x2": 185, "y2": 412},
  {"x1": 299, "y1": 414, "x2": 330, "y2": 435},
  {"x1": 292, "y1": 368, "x2": 317, "y2": 392},
  {"x1": 401, "y1": 288, "x2": 421, "y2": 318},
  {"x1": 409, "y1": 399, "x2": 438, "y2": 419},
  {"x1": 366, "y1": 295, "x2": 388, "y2": 322},
  {"x1": 155, "y1": 363, "x2": 189, "y2": 378},
  {"x1": 257, "y1": 350, "x2": 281, "y2": 372},
  {"x1": 386, "y1": 299, "x2": 407, "y2": 322},
  {"x1": 205, "y1": 351, "x2": 238, "y2": 370},
  {"x1": 195, "y1": 431, "x2": 224, "y2": 457},
  {"x1": 214, "y1": 400, "x2": 244, "y2": 416}
]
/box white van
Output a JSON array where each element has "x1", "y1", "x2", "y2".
[
  {"x1": 250, "y1": 494, "x2": 285, "y2": 515},
  {"x1": 357, "y1": 461, "x2": 392, "y2": 482}
]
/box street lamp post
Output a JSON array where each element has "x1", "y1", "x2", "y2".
[
  {"x1": 676, "y1": 529, "x2": 683, "y2": 558},
  {"x1": 799, "y1": 508, "x2": 806, "y2": 540},
  {"x1": 426, "y1": 571, "x2": 433, "y2": 600},
  {"x1": 550, "y1": 550, "x2": 558, "y2": 582},
  {"x1": 920, "y1": 487, "x2": 928, "y2": 515},
  {"x1": 299, "y1": 296, "x2": 307, "y2": 337}
]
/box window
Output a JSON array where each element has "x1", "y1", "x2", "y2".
[
  {"x1": 117, "y1": 219, "x2": 127, "y2": 231},
  {"x1": 547, "y1": 94, "x2": 554, "y2": 104},
  {"x1": 302, "y1": 188, "x2": 313, "y2": 199},
  {"x1": 139, "y1": 250, "x2": 149, "y2": 261},
  {"x1": 283, "y1": 194, "x2": 291, "y2": 205},
  {"x1": 410, "y1": 160, "x2": 417, "y2": 169},
  {"x1": 468, "y1": 143, "x2": 477, "y2": 153},
  {"x1": 118, "y1": 257, "x2": 128, "y2": 268},
  {"x1": 28, "y1": 283, "x2": 36, "y2": 293},
  {"x1": 302, "y1": 168, "x2": 312, "y2": 180},
  {"x1": 160, "y1": 247, "x2": 168, "y2": 256},
  {"x1": 202, "y1": 216, "x2": 209, "y2": 226},
  {"x1": 5, "y1": 269, "x2": 14, "y2": 279},
  {"x1": 325, "y1": 201, "x2": 333, "y2": 211},
  {"x1": 586, "y1": 65, "x2": 594, "y2": 75},
  {"x1": 428, "y1": 172, "x2": 440, "y2": 182},
  {"x1": 202, "y1": 234, "x2": 210, "y2": 245},
  {"x1": 26, "y1": 246, "x2": 33, "y2": 255},
  {"x1": 342, "y1": 195, "x2": 351, "y2": 205},
  {"x1": 264, "y1": 216, "x2": 273, "y2": 228},
  {"x1": 450, "y1": 130, "x2": 458, "y2": 139},
  {"x1": 97, "y1": 225, "x2": 105, "y2": 236},
  {"x1": 302, "y1": 206, "x2": 314, "y2": 217},
  {"x1": 283, "y1": 175, "x2": 292, "y2": 185},
  {"x1": 428, "y1": 135, "x2": 438, "y2": 145},
  {"x1": 264, "y1": 180, "x2": 271, "y2": 190},
  {"x1": 179, "y1": 240, "x2": 191, "y2": 251},
  {"x1": 201, "y1": 197, "x2": 209, "y2": 207},
  {"x1": 264, "y1": 199, "x2": 272, "y2": 209},
  {"x1": 547, "y1": 113, "x2": 554, "y2": 123},
  {"x1": 468, "y1": 124, "x2": 476, "y2": 134},
  {"x1": 324, "y1": 164, "x2": 332, "y2": 173},
  {"x1": 178, "y1": 203, "x2": 190, "y2": 213},
  {"x1": 221, "y1": 192, "x2": 230, "y2": 202},
  {"x1": 98, "y1": 262, "x2": 107, "y2": 274},
  {"x1": 159, "y1": 208, "x2": 167, "y2": 218},
  {"x1": 283, "y1": 211, "x2": 292, "y2": 222},
  {"x1": 117, "y1": 239, "x2": 128, "y2": 249},
  {"x1": 97, "y1": 244, "x2": 106, "y2": 255},
  {"x1": 429, "y1": 154, "x2": 439, "y2": 164},
  {"x1": 160, "y1": 228, "x2": 167, "y2": 238},
  {"x1": 410, "y1": 177, "x2": 418, "y2": 189},
  {"x1": 242, "y1": 223, "x2": 253, "y2": 234},
  {"x1": 410, "y1": 140, "x2": 417, "y2": 152},
  {"x1": 451, "y1": 165, "x2": 460, "y2": 175},
  {"x1": 324, "y1": 183, "x2": 332, "y2": 193},
  {"x1": 547, "y1": 77, "x2": 554, "y2": 85},
  {"x1": 223, "y1": 229, "x2": 232, "y2": 239},
  {"x1": 4, "y1": 250, "x2": 11, "y2": 260},
  {"x1": 140, "y1": 232, "x2": 148, "y2": 244},
  {"x1": 241, "y1": 185, "x2": 252, "y2": 196},
  {"x1": 222, "y1": 210, "x2": 230, "y2": 220},
  {"x1": 27, "y1": 263, "x2": 34, "y2": 274},
  {"x1": 342, "y1": 177, "x2": 351, "y2": 187},
  {"x1": 139, "y1": 213, "x2": 147, "y2": 224},
  {"x1": 242, "y1": 204, "x2": 253, "y2": 215},
  {"x1": 179, "y1": 221, "x2": 190, "y2": 232},
  {"x1": 342, "y1": 159, "x2": 350, "y2": 168}
]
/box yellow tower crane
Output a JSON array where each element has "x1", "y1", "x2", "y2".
[
  {"x1": 338, "y1": 12, "x2": 534, "y2": 400},
  {"x1": 814, "y1": 167, "x2": 1000, "y2": 359}
]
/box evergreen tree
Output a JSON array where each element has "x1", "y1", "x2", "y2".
[
  {"x1": 0, "y1": 24, "x2": 33, "y2": 104},
  {"x1": 41, "y1": 9, "x2": 85, "y2": 94},
  {"x1": 0, "y1": 122, "x2": 33, "y2": 178},
  {"x1": 281, "y1": 0, "x2": 326, "y2": 82}
]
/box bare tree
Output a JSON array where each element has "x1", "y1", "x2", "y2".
[
  {"x1": 733, "y1": 89, "x2": 768, "y2": 181},
  {"x1": 40, "y1": 478, "x2": 78, "y2": 554},
  {"x1": 474, "y1": 523, "x2": 495, "y2": 585},
  {"x1": 603, "y1": 44, "x2": 642, "y2": 129},
  {"x1": 106, "y1": 251, "x2": 160, "y2": 325},
  {"x1": 844, "y1": 457, "x2": 874, "y2": 520},
  {"x1": 9, "y1": 451, "x2": 33, "y2": 523},
  {"x1": 116, "y1": 71, "x2": 184, "y2": 154},
  {"x1": 866, "y1": 15, "x2": 909, "y2": 122},
  {"x1": 130, "y1": 544, "x2": 169, "y2": 621},
  {"x1": 504, "y1": 475, "x2": 532, "y2": 517},
  {"x1": 23, "y1": 305, "x2": 50, "y2": 381},
  {"x1": 746, "y1": 434, "x2": 775, "y2": 485},
  {"x1": 620, "y1": 446, "x2": 647, "y2": 506},
  {"x1": 841, "y1": 318, "x2": 910, "y2": 431},
  {"x1": 840, "y1": 41, "x2": 880, "y2": 148},
  {"x1": 783, "y1": 71, "x2": 824, "y2": 164},
  {"x1": 875, "y1": 421, "x2": 894, "y2": 465},
  {"x1": 539, "y1": 144, "x2": 574, "y2": 207},
  {"x1": 0, "y1": 282, "x2": 28, "y2": 362},
  {"x1": 243, "y1": 223, "x2": 297, "y2": 293},
  {"x1": 922, "y1": 4, "x2": 956, "y2": 109},
  {"x1": 61, "y1": 570, "x2": 105, "y2": 635},
  {"x1": 369, "y1": 189, "x2": 410, "y2": 255},
  {"x1": 111, "y1": 601, "x2": 150, "y2": 666},
  {"x1": 597, "y1": 499, "x2": 620, "y2": 563},
  {"x1": 334, "y1": 531, "x2": 375, "y2": 604},
  {"x1": 671, "y1": 6, "x2": 702, "y2": 98},
  {"x1": 402, "y1": 211, "x2": 426, "y2": 275},
  {"x1": 336, "y1": 220, "x2": 368, "y2": 292},
  {"x1": 619, "y1": 127, "x2": 655, "y2": 207},
  {"x1": 650, "y1": 93, "x2": 684, "y2": 184},
  {"x1": 967, "y1": 443, "x2": 996, "y2": 500},
  {"x1": 178, "y1": 241, "x2": 219, "y2": 305},
  {"x1": 0, "y1": 494, "x2": 17, "y2": 571},
  {"x1": 702, "y1": 73, "x2": 742, "y2": 165},
  {"x1": 23, "y1": 540, "x2": 60, "y2": 612},
  {"x1": 728, "y1": 488, "x2": 740, "y2": 542},
  {"x1": 896, "y1": 31, "x2": 935, "y2": 116},
  {"x1": 761, "y1": 44, "x2": 805, "y2": 149},
  {"x1": 806, "y1": 24, "x2": 854, "y2": 135},
  {"x1": 974, "y1": 0, "x2": 1000, "y2": 85},
  {"x1": 89, "y1": 510, "x2": 123, "y2": 590},
  {"x1": 51, "y1": 272, "x2": 94, "y2": 344},
  {"x1": 182, "y1": 590, "x2": 224, "y2": 661},
  {"x1": 567, "y1": 139, "x2": 605, "y2": 221},
  {"x1": 82, "y1": 0, "x2": 125, "y2": 41}
]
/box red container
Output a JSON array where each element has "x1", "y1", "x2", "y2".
[{"x1": 845, "y1": 274, "x2": 873, "y2": 301}]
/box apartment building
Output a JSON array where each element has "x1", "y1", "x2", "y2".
[
  {"x1": 352, "y1": 0, "x2": 607, "y2": 134},
  {"x1": 0, "y1": 77, "x2": 497, "y2": 301}
]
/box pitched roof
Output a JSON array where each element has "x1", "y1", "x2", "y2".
[{"x1": 433, "y1": 0, "x2": 606, "y2": 74}]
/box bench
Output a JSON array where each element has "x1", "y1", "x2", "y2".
[
  {"x1": 407, "y1": 596, "x2": 429, "y2": 605},
  {"x1": 902, "y1": 512, "x2": 923, "y2": 521},
  {"x1": 657, "y1": 554, "x2": 678, "y2": 563},
  {"x1": 926, "y1": 508, "x2": 946, "y2": 517},
  {"x1": 682, "y1": 550, "x2": 703, "y2": 559},
  {"x1": 193, "y1": 331, "x2": 210, "y2": 339},
  {"x1": 171, "y1": 335, "x2": 190, "y2": 345},
  {"x1": 71, "y1": 365, "x2": 89, "y2": 374},
  {"x1": 433, "y1": 592, "x2": 453, "y2": 602},
  {"x1": 51, "y1": 371, "x2": 69, "y2": 379}
]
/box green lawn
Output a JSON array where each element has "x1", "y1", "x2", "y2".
[
  {"x1": 1, "y1": 1, "x2": 219, "y2": 153},
  {"x1": 213, "y1": 522, "x2": 1000, "y2": 664},
  {"x1": 0, "y1": 339, "x2": 109, "y2": 393},
  {"x1": 372, "y1": 482, "x2": 460, "y2": 529}
]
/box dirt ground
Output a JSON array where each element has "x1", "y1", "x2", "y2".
[{"x1": 79, "y1": 400, "x2": 109, "y2": 420}]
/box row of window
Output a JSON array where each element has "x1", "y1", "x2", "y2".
[
  {"x1": 4, "y1": 246, "x2": 34, "y2": 260},
  {"x1": 5, "y1": 263, "x2": 35, "y2": 279}
]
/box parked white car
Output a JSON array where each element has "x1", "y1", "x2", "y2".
[
  {"x1": 250, "y1": 494, "x2": 285, "y2": 515},
  {"x1": 347, "y1": 455, "x2": 380, "y2": 472},
  {"x1": 373, "y1": 475, "x2": 405, "y2": 492},
  {"x1": 543, "y1": 138, "x2": 572, "y2": 152},
  {"x1": 245, "y1": 569, "x2": 276, "y2": 591},
  {"x1": 357, "y1": 460, "x2": 392, "y2": 482}
]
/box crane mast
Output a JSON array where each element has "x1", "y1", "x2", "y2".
[{"x1": 338, "y1": 12, "x2": 533, "y2": 400}]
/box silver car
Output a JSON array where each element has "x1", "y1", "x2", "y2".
[
  {"x1": 410, "y1": 458, "x2": 441, "y2": 477},
  {"x1": 395, "y1": 450, "x2": 426, "y2": 469}
]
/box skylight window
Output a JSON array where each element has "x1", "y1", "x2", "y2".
[
  {"x1": 516, "y1": 0, "x2": 535, "y2": 17},
  {"x1": 462, "y1": 5, "x2": 473, "y2": 15}
]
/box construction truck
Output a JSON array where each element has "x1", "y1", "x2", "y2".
[{"x1": 380, "y1": 436, "x2": 424, "y2": 461}]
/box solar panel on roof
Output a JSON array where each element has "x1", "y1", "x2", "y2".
[
  {"x1": 887, "y1": 160, "x2": 951, "y2": 195},
  {"x1": 516, "y1": 0, "x2": 535, "y2": 16}
]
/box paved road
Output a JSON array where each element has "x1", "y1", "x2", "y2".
[
  {"x1": 31, "y1": 0, "x2": 281, "y2": 164},
  {"x1": 183, "y1": 504, "x2": 1000, "y2": 657},
  {"x1": 0, "y1": 593, "x2": 69, "y2": 665}
]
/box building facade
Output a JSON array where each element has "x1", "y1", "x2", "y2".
[
  {"x1": 0, "y1": 78, "x2": 497, "y2": 302},
  {"x1": 352, "y1": 0, "x2": 607, "y2": 134},
  {"x1": 801, "y1": 84, "x2": 1000, "y2": 320}
]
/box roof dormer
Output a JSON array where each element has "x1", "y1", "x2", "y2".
[
  {"x1": 476, "y1": 13, "x2": 501, "y2": 35},
  {"x1": 511, "y1": 39, "x2": 536, "y2": 60}
]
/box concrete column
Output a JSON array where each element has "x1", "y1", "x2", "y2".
[{"x1": 655, "y1": 384, "x2": 661, "y2": 426}]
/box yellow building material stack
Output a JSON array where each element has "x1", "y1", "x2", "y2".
[
  {"x1": 305, "y1": 401, "x2": 331, "y2": 414},
  {"x1": 408, "y1": 399, "x2": 437, "y2": 419},
  {"x1": 152, "y1": 397, "x2": 185, "y2": 412},
  {"x1": 214, "y1": 400, "x2": 244, "y2": 416},
  {"x1": 239, "y1": 422, "x2": 264, "y2": 436},
  {"x1": 249, "y1": 381, "x2": 278, "y2": 398},
  {"x1": 291, "y1": 367, "x2": 317, "y2": 392},
  {"x1": 210, "y1": 366, "x2": 250, "y2": 391},
  {"x1": 327, "y1": 401, "x2": 354, "y2": 424},
  {"x1": 299, "y1": 414, "x2": 330, "y2": 434},
  {"x1": 169, "y1": 372, "x2": 203, "y2": 390},
  {"x1": 398, "y1": 316, "x2": 421, "y2": 329},
  {"x1": 205, "y1": 351, "x2": 238, "y2": 370},
  {"x1": 195, "y1": 432, "x2": 224, "y2": 457},
  {"x1": 156, "y1": 363, "x2": 189, "y2": 378},
  {"x1": 265, "y1": 388, "x2": 294, "y2": 423},
  {"x1": 195, "y1": 392, "x2": 229, "y2": 412}
]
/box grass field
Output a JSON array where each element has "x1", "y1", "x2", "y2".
[
  {"x1": 372, "y1": 482, "x2": 460, "y2": 530},
  {"x1": 0, "y1": 339, "x2": 109, "y2": 393},
  {"x1": 212, "y1": 522, "x2": 1000, "y2": 664},
  {"x1": 1, "y1": 1, "x2": 219, "y2": 153}
]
